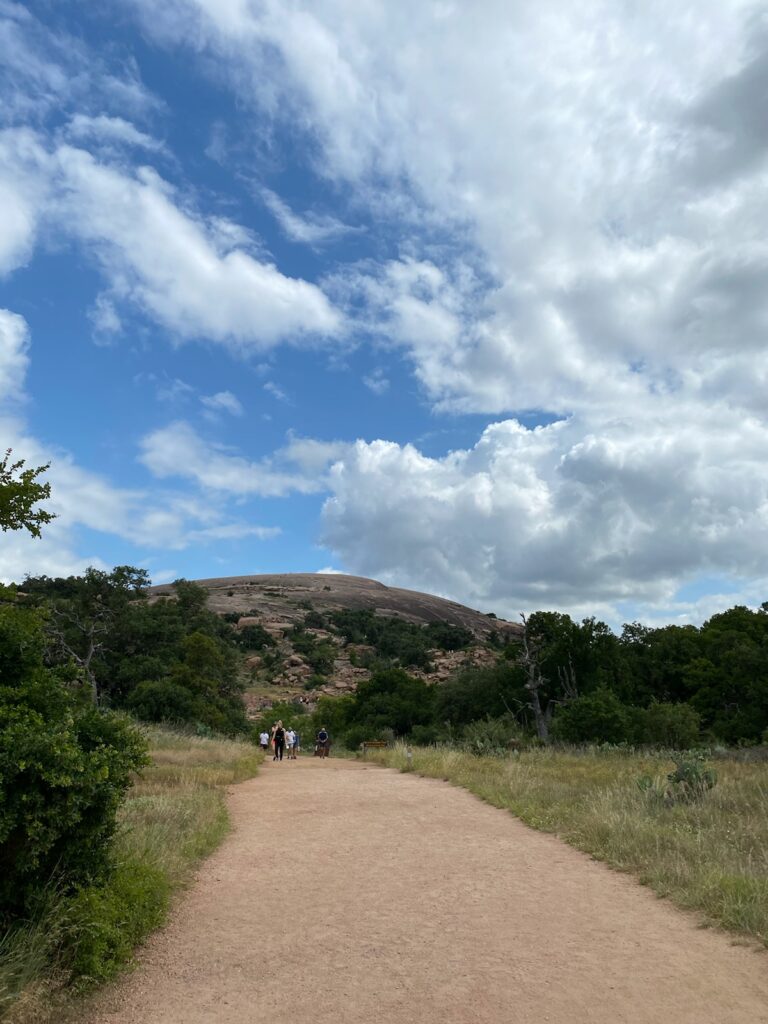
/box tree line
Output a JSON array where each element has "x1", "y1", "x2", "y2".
[{"x1": 305, "y1": 608, "x2": 768, "y2": 750}]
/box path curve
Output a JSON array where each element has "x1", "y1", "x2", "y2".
[{"x1": 88, "y1": 759, "x2": 768, "y2": 1024}]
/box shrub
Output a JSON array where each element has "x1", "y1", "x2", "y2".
[
  {"x1": 303, "y1": 674, "x2": 327, "y2": 691},
  {"x1": 66, "y1": 858, "x2": 169, "y2": 984},
  {"x1": 303, "y1": 610, "x2": 327, "y2": 630},
  {"x1": 0, "y1": 603, "x2": 148, "y2": 921},
  {"x1": 234, "y1": 624, "x2": 276, "y2": 650},
  {"x1": 127, "y1": 680, "x2": 197, "y2": 724},
  {"x1": 636, "y1": 701, "x2": 701, "y2": 748},
  {"x1": 551, "y1": 688, "x2": 630, "y2": 744},
  {"x1": 461, "y1": 715, "x2": 522, "y2": 756}
]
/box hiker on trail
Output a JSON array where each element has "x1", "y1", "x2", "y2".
[
  {"x1": 285, "y1": 727, "x2": 296, "y2": 759},
  {"x1": 259, "y1": 731, "x2": 269, "y2": 752},
  {"x1": 273, "y1": 720, "x2": 286, "y2": 762},
  {"x1": 316, "y1": 727, "x2": 330, "y2": 759}
]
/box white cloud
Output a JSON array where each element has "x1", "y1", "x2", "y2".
[
  {"x1": 279, "y1": 434, "x2": 349, "y2": 475},
  {"x1": 0, "y1": 124, "x2": 342, "y2": 350},
  {"x1": 63, "y1": 113, "x2": 165, "y2": 153},
  {"x1": 363, "y1": 368, "x2": 389, "y2": 395},
  {"x1": 139, "y1": 420, "x2": 324, "y2": 496},
  {"x1": 0, "y1": 128, "x2": 49, "y2": 276},
  {"x1": 260, "y1": 187, "x2": 359, "y2": 245},
  {"x1": 0, "y1": 307, "x2": 29, "y2": 403},
  {"x1": 88, "y1": 293, "x2": 123, "y2": 341},
  {"x1": 52, "y1": 146, "x2": 342, "y2": 349},
  {"x1": 319, "y1": 408, "x2": 768, "y2": 623},
  {"x1": 263, "y1": 380, "x2": 289, "y2": 402},
  {"x1": 200, "y1": 390, "x2": 243, "y2": 417}
]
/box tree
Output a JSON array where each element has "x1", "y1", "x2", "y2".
[
  {"x1": 0, "y1": 449, "x2": 55, "y2": 537},
  {"x1": 516, "y1": 613, "x2": 578, "y2": 742},
  {"x1": 31, "y1": 567, "x2": 150, "y2": 705}
]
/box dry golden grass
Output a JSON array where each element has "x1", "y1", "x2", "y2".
[{"x1": 368, "y1": 744, "x2": 768, "y2": 945}]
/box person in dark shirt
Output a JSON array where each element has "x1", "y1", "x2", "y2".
[
  {"x1": 316, "y1": 727, "x2": 330, "y2": 759},
  {"x1": 273, "y1": 720, "x2": 286, "y2": 762}
]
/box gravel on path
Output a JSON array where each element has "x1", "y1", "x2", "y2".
[{"x1": 87, "y1": 758, "x2": 768, "y2": 1024}]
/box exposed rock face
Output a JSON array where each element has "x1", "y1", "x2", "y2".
[
  {"x1": 148, "y1": 573, "x2": 520, "y2": 718},
  {"x1": 149, "y1": 572, "x2": 518, "y2": 641}
]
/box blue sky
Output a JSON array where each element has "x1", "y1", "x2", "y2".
[{"x1": 2, "y1": 0, "x2": 768, "y2": 627}]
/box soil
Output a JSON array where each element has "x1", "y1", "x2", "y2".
[{"x1": 86, "y1": 760, "x2": 768, "y2": 1024}]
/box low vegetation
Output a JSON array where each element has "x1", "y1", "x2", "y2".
[
  {"x1": 0, "y1": 724, "x2": 261, "y2": 1022},
  {"x1": 366, "y1": 744, "x2": 768, "y2": 945}
]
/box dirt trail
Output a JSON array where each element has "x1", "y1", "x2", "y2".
[{"x1": 88, "y1": 759, "x2": 768, "y2": 1024}]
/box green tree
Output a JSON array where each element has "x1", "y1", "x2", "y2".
[
  {"x1": 551, "y1": 688, "x2": 630, "y2": 744},
  {"x1": 0, "y1": 596, "x2": 147, "y2": 921},
  {"x1": 350, "y1": 667, "x2": 436, "y2": 737},
  {"x1": 0, "y1": 449, "x2": 55, "y2": 537}
]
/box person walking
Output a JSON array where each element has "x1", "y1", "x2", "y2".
[
  {"x1": 273, "y1": 720, "x2": 286, "y2": 762},
  {"x1": 258, "y1": 730, "x2": 269, "y2": 752},
  {"x1": 285, "y1": 727, "x2": 296, "y2": 759},
  {"x1": 316, "y1": 727, "x2": 330, "y2": 759}
]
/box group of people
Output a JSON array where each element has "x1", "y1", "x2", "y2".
[{"x1": 258, "y1": 721, "x2": 331, "y2": 761}]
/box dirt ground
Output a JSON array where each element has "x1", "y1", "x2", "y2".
[{"x1": 86, "y1": 759, "x2": 768, "y2": 1024}]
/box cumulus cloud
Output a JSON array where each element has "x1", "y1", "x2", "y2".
[
  {"x1": 115, "y1": 0, "x2": 768, "y2": 621},
  {"x1": 320, "y1": 409, "x2": 768, "y2": 622}
]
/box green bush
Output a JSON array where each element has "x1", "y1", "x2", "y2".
[
  {"x1": 551, "y1": 688, "x2": 630, "y2": 744},
  {"x1": 66, "y1": 857, "x2": 169, "y2": 984},
  {"x1": 635, "y1": 701, "x2": 701, "y2": 748},
  {"x1": 234, "y1": 624, "x2": 276, "y2": 650},
  {"x1": 303, "y1": 674, "x2": 328, "y2": 691},
  {"x1": 126, "y1": 680, "x2": 197, "y2": 723},
  {"x1": 0, "y1": 603, "x2": 148, "y2": 921}
]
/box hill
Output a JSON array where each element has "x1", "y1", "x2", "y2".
[{"x1": 149, "y1": 573, "x2": 520, "y2": 717}]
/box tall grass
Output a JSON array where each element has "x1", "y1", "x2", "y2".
[
  {"x1": 368, "y1": 744, "x2": 768, "y2": 945},
  {"x1": 1, "y1": 724, "x2": 262, "y2": 1023}
]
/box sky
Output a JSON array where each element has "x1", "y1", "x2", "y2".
[{"x1": 2, "y1": 0, "x2": 768, "y2": 628}]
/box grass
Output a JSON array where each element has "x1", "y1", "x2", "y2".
[
  {"x1": 1, "y1": 723, "x2": 262, "y2": 1023},
  {"x1": 366, "y1": 744, "x2": 768, "y2": 945}
]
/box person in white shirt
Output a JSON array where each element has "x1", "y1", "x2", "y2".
[
  {"x1": 285, "y1": 728, "x2": 297, "y2": 759},
  {"x1": 258, "y1": 731, "x2": 269, "y2": 752}
]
